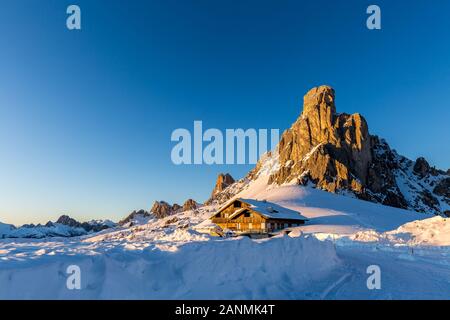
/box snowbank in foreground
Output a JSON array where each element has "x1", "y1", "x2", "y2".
[{"x1": 0, "y1": 235, "x2": 339, "y2": 299}]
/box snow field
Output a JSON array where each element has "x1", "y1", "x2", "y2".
[{"x1": 0, "y1": 233, "x2": 339, "y2": 299}]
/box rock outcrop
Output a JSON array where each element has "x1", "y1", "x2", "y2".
[
  {"x1": 172, "y1": 203, "x2": 182, "y2": 212},
  {"x1": 269, "y1": 85, "x2": 372, "y2": 195},
  {"x1": 150, "y1": 201, "x2": 175, "y2": 218},
  {"x1": 56, "y1": 215, "x2": 80, "y2": 228},
  {"x1": 211, "y1": 173, "x2": 235, "y2": 198},
  {"x1": 149, "y1": 200, "x2": 201, "y2": 218},
  {"x1": 182, "y1": 199, "x2": 199, "y2": 211},
  {"x1": 119, "y1": 209, "x2": 151, "y2": 226},
  {"x1": 413, "y1": 157, "x2": 430, "y2": 178},
  {"x1": 434, "y1": 178, "x2": 450, "y2": 201},
  {"x1": 126, "y1": 199, "x2": 203, "y2": 221},
  {"x1": 205, "y1": 173, "x2": 236, "y2": 204}
]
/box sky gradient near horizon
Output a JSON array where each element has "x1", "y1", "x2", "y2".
[{"x1": 1, "y1": 0, "x2": 449, "y2": 225}]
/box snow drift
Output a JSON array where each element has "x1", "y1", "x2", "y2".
[
  {"x1": 0, "y1": 234, "x2": 339, "y2": 299},
  {"x1": 348, "y1": 216, "x2": 450, "y2": 247}
]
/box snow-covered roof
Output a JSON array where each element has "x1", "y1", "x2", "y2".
[{"x1": 230, "y1": 198, "x2": 308, "y2": 221}]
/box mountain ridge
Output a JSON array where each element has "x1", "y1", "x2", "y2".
[
  {"x1": 0, "y1": 215, "x2": 116, "y2": 239},
  {"x1": 208, "y1": 85, "x2": 450, "y2": 216}
]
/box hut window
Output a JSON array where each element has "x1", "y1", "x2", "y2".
[
  {"x1": 244, "y1": 212, "x2": 251, "y2": 218},
  {"x1": 234, "y1": 201, "x2": 241, "y2": 208}
]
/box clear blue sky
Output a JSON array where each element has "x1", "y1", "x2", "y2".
[{"x1": 1, "y1": 0, "x2": 449, "y2": 225}]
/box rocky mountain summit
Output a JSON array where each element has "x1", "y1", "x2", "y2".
[
  {"x1": 150, "y1": 199, "x2": 201, "y2": 217},
  {"x1": 182, "y1": 199, "x2": 199, "y2": 211},
  {"x1": 206, "y1": 173, "x2": 236, "y2": 204},
  {"x1": 210, "y1": 85, "x2": 450, "y2": 216},
  {"x1": 212, "y1": 173, "x2": 235, "y2": 197},
  {"x1": 268, "y1": 86, "x2": 371, "y2": 193}
]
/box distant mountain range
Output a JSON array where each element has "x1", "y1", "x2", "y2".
[
  {"x1": 0, "y1": 216, "x2": 116, "y2": 239},
  {"x1": 0, "y1": 199, "x2": 201, "y2": 239}
]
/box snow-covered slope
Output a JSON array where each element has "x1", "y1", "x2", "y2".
[
  {"x1": 2, "y1": 181, "x2": 450, "y2": 299},
  {"x1": 0, "y1": 206, "x2": 342, "y2": 299},
  {"x1": 239, "y1": 182, "x2": 426, "y2": 235},
  {"x1": 347, "y1": 216, "x2": 450, "y2": 247}
]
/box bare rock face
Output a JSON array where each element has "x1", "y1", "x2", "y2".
[
  {"x1": 149, "y1": 201, "x2": 194, "y2": 218},
  {"x1": 205, "y1": 173, "x2": 236, "y2": 204},
  {"x1": 211, "y1": 173, "x2": 235, "y2": 198},
  {"x1": 150, "y1": 201, "x2": 175, "y2": 218},
  {"x1": 413, "y1": 157, "x2": 430, "y2": 177},
  {"x1": 147, "y1": 199, "x2": 202, "y2": 219},
  {"x1": 56, "y1": 215, "x2": 81, "y2": 228},
  {"x1": 172, "y1": 203, "x2": 182, "y2": 212},
  {"x1": 182, "y1": 199, "x2": 199, "y2": 211},
  {"x1": 269, "y1": 85, "x2": 372, "y2": 194}
]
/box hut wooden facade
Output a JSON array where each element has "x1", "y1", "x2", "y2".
[{"x1": 211, "y1": 198, "x2": 308, "y2": 234}]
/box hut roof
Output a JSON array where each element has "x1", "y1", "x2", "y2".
[{"x1": 216, "y1": 198, "x2": 308, "y2": 221}]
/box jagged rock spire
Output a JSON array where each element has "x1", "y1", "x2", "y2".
[{"x1": 270, "y1": 85, "x2": 372, "y2": 194}]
